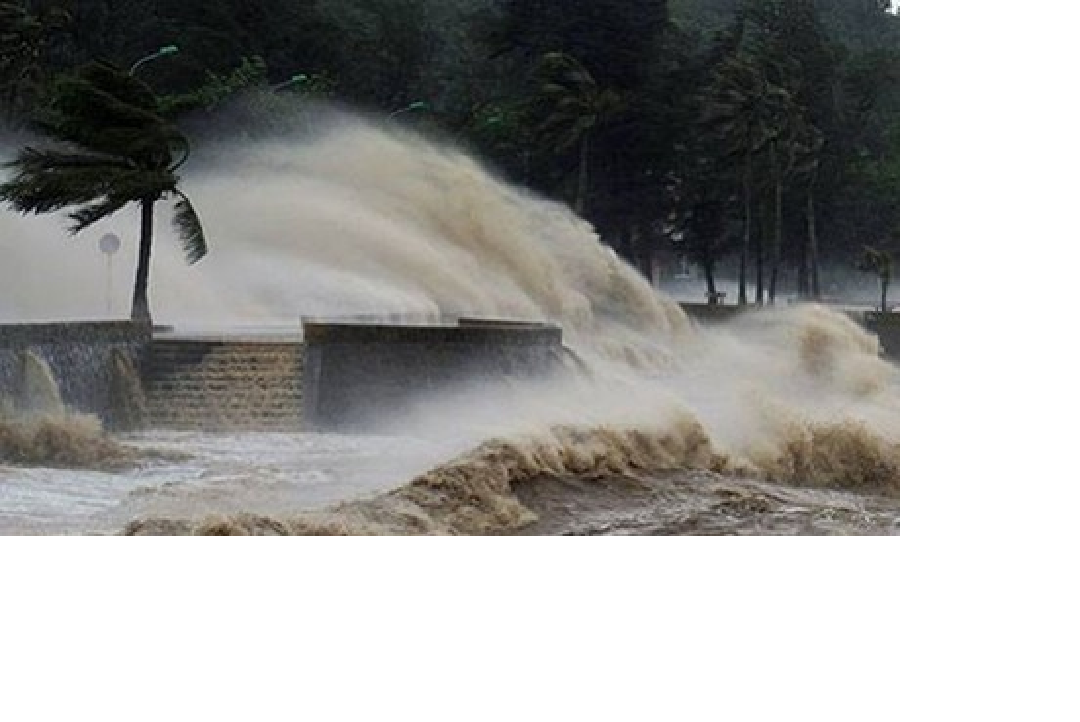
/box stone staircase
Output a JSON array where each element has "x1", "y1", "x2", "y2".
[{"x1": 146, "y1": 340, "x2": 305, "y2": 431}]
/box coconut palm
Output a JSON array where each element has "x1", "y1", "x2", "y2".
[
  {"x1": 533, "y1": 51, "x2": 622, "y2": 216},
  {"x1": 857, "y1": 245, "x2": 893, "y2": 312},
  {"x1": 0, "y1": 60, "x2": 206, "y2": 324},
  {"x1": 791, "y1": 120, "x2": 825, "y2": 300},
  {"x1": 763, "y1": 85, "x2": 798, "y2": 305},
  {"x1": 700, "y1": 56, "x2": 774, "y2": 306}
]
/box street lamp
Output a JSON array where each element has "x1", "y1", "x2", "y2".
[
  {"x1": 271, "y1": 74, "x2": 309, "y2": 92},
  {"x1": 387, "y1": 101, "x2": 428, "y2": 120},
  {"x1": 130, "y1": 45, "x2": 179, "y2": 74}
]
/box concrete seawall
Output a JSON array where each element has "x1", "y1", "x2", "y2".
[
  {"x1": 2, "y1": 318, "x2": 564, "y2": 432},
  {"x1": 860, "y1": 311, "x2": 900, "y2": 360},
  {"x1": 302, "y1": 318, "x2": 564, "y2": 430},
  {"x1": 0, "y1": 321, "x2": 151, "y2": 426},
  {"x1": 3, "y1": 305, "x2": 890, "y2": 433},
  {"x1": 680, "y1": 303, "x2": 900, "y2": 361},
  {"x1": 145, "y1": 338, "x2": 304, "y2": 431}
]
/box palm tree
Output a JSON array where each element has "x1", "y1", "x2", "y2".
[
  {"x1": 700, "y1": 56, "x2": 772, "y2": 306},
  {"x1": 0, "y1": 60, "x2": 206, "y2": 325},
  {"x1": 791, "y1": 121, "x2": 825, "y2": 300},
  {"x1": 533, "y1": 51, "x2": 622, "y2": 216},
  {"x1": 672, "y1": 105, "x2": 735, "y2": 305},
  {"x1": 857, "y1": 246, "x2": 894, "y2": 312},
  {"x1": 763, "y1": 85, "x2": 797, "y2": 305}
]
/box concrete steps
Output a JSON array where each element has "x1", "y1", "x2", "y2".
[{"x1": 146, "y1": 340, "x2": 304, "y2": 431}]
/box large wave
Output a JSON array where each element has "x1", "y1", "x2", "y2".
[{"x1": 1, "y1": 113, "x2": 898, "y2": 534}]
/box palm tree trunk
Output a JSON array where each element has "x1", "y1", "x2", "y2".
[
  {"x1": 704, "y1": 260, "x2": 718, "y2": 304},
  {"x1": 767, "y1": 142, "x2": 782, "y2": 305},
  {"x1": 807, "y1": 184, "x2": 821, "y2": 300},
  {"x1": 131, "y1": 196, "x2": 154, "y2": 325},
  {"x1": 575, "y1": 132, "x2": 589, "y2": 216},
  {"x1": 754, "y1": 196, "x2": 764, "y2": 306},
  {"x1": 880, "y1": 274, "x2": 889, "y2": 313},
  {"x1": 796, "y1": 220, "x2": 808, "y2": 300},
  {"x1": 738, "y1": 151, "x2": 751, "y2": 306},
  {"x1": 701, "y1": 242, "x2": 718, "y2": 304},
  {"x1": 755, "y1": 230, "x2": 764, "y2": 306}
]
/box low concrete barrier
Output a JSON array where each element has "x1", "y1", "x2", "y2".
[
  {"x1": 679, "y1": 303, "x2": 746, "y2": 324},
  {"x1": 302, "y1": 318, "x2": 563, "y2": 430},
  {"x1": 145, "y1": 339, "x2": 304, "y2": 431},
  {"x1": 0, "y1": 321, "x2": 151, "y2": 426},
  {"x1": 679, "y1": 303, "x2": 899, "y2": 361},
  {"x1": 859, "y1": 311, "x2": 900, "y2": 360}
]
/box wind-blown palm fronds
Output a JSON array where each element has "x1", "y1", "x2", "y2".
[
  {"x1": 534, "y1": 52, "x2": 623, "y2": 215},
  {"x1": 699, "y1": 56, "x2": 776, "y2": 305},
  {"x1": 0, "y1": 60, "x2": 207, "y2": 323}
]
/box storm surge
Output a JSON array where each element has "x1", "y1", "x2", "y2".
[
  {"x1": 1, "y1": 114, "x2": 898, "y2": 534},
  {"x1": 123, "y1": 306, "x2": 899, "y2": 535}
]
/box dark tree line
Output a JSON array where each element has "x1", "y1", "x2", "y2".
[{"x1": 2, "y1": 0, "x2": 899, "y2": 312}]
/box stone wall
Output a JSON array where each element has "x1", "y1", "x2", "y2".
[
  {"x1": 144, "y1": 339, "x2": 304, "y2": 431},
  {"x1": 679, "y1": 303, "x2": 746, "y2": 324},
  {"x1": 0, "y1": 321, "x2": 151, "y2": 425},
  {"x1": 303, "y1": 318, "x2": 564, "y2": 430},
  {"x1": 859, "y1": 311, "x2": 900, "y2": 360}
]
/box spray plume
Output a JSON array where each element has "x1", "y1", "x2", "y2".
[{"x1": 1, "y1": 113, "x2": 898, "y2": 534}]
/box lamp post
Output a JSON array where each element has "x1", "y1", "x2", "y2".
[
  {"x1": 271, "y1": 74, "x2": 309, "y2": 92},
  {"x1": 130, "y1": 45, "x2": 179, "y2": 74},
  {"x1": 387, "y1": 101, "x2": 428, "y2": 120}
]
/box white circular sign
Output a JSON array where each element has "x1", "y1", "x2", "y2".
[{"x1": 99, "y1": 233, "x2": 121, "y2": 255}]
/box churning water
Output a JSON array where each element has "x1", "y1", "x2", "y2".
[{"x1": 0, "y1": 114, "x2": 899, "y2": 535}]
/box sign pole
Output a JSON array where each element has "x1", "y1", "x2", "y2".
[{"x1": 99, "y1": 233, "x2": 121, "y2": 318}]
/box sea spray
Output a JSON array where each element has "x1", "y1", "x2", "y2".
[
  {"x1": 116, "y1": 280, "x2": 900, "y2": 535},
  {"x1": 2, "y1": 114, "x2": 898, "y2": 533},
  {"x1": 0, "y1": 352, "x2": 155, "y2": 470},
  {"x1": 18, "y1": 350, "x2": 65, "y2": 417},
  {"x1": 3, "y1": 116, "x2": 690, "y2": 354},
  {"x1": 108, "y1": 348, "x2": 149, "y2": 431}
]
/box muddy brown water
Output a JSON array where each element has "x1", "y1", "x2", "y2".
[{"x1": 507, "y1": 471, "x2": 899, "y2": 536}]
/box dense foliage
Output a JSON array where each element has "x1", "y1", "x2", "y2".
[{"x1": 1, "y1": 0, "x2": 899, "y2": 304}]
